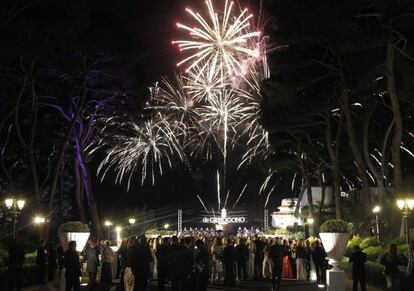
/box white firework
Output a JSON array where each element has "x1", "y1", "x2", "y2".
[
  {"x1": 97, "y1": 115, "x2": 184, "y2": 188},
  {"x1": 172, "y1": 0, "x2": 261, "y2": 78}
]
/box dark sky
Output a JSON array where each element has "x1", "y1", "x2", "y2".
[{"x1": 23, "y1": 0, "x2": 274, "y2": 217}]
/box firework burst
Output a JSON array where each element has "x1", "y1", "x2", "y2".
[
  {"x1": 172, "y1": 0, "x2": 261, "y2": 78},
  {"x1": 97, "y1": 115, "x2": 184, "y2": 188}
]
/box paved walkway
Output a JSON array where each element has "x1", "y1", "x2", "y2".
[{"x1": 24, "y1": 278, "x2": 382, "y2": 291}]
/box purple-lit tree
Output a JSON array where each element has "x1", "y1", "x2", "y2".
[{"x1": 44, "y1": 51, "x2": 122, "y2": 236}]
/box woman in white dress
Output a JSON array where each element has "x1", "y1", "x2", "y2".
[
  {"x1": 211, "y1": 237, "x2": 224, "y2": 282},
  {"x1": 247, "y1": 238, "x2": 255, "y2": 280},
  {"x1": 262, "y1": 238, "x2": 273, "y2": 278}
]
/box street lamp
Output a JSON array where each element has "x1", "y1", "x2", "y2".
[
  {"x1": 34, "y1": 216, "x2": 46, "y2": 239},
  {"x1": 4, "y1": 197, "x2": 26, "y2": 239},
  {"x1": 128, "y1": 218, "x2": 136, "y2": 235},
  {"x1": 396, "y1": 198, "x2": 414, "y2": 243},
  {"x1": 372, "y1": 205, "x2": 381, "y2": 243},
  {"x1": 164, "y1": 223, "x2": 170, "y2": 230},
  {"x1": 104, "y1": 220, "x2": 113, "y2": 241},
  {"x1": 305, "y1": 218, "x2": 314, "y2": 238},
  {"x1": 115, "y1": 226, "x2": 122, "y2": 246}
]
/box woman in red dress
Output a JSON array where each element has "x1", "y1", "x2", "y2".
[{"x1": 282, "y1": 239, "x2": 293, "y2": 278}]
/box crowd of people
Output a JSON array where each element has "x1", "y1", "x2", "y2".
[
  {"x1": 7, "y1": 235, "x2": 414, "y2": 291},
  {"x1": 81, "y1": 235, "x2": 330, "y2": 291}
]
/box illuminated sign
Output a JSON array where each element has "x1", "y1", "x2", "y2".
[{"x1": 202, "y1": 217, "x2": 246, "y2": 224}]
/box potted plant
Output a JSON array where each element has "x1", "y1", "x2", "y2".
[
  {"x1": 58, "y1": 221, "x2": 90, "y2": 252},
  {"x1": 319, "y1": 219, "x2": 350, "y2": 270}
]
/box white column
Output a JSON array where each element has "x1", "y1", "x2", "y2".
[{"x1": 326, "y1": 269, "x2": 346, "y2": 291}]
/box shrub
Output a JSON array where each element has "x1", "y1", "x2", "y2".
[
  {"x1": 274, "y1": 229, "x2": 290, "y2": 235},
  {"x1": 397, "y1": 243, "x2": 409, "y2": 265},
  {"x1": 320, "y1": 219, "x2": 349, "y2": 233},
  {"x1": 291, "y1": 231, "x2": 305, "y2": 240},
  {"x1": 306, "y1": 236, "x2": 318, "y2": 244},
  {"x1": 345, "y1": 235, "x2": 363, "y2": 257},
  {"x1": 364, "y1": 246, "x2": 384, "y2": 261},
  {"x1": 24, "y1": 252, "x2": 37, "y2": 265},
  {"x1": 0, "y1": 263, "x2": 39, "y2": 290},
  {"x1": 360, "y1": 237, "x2": 379, "y2": 249},
  {"x1": 342, "y1": 258, "x2": 386, "y2": 287},
  {"x1": 0, "y1": 248, "x2": 8, "y2": 267},
  {"x1": 58, "y1": 221, "x2": 90, "y2": 233}
]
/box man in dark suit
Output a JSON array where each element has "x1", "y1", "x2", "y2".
[
  {"x1": 349, "y1": 245, "x2": 367, "y2": 291},
  {"x1": 64, "y1": 241, "x2": 81, "y2": 291},
  {"x1": 253, "y1": 235, "x2": 265, "y2": 280},
  {"x1": 236, "y1": 238, "x2": 249, "y2": 281},
  {"x1": 127, "y1": 236, "x2": 154, "y2": 291},
  {"x1": 312, "y1": 240, "x2": 327, "y2": 284},
  {"x1": 168, "y1": 236, "x2": 193, "y2": 291},
  {"x1": 269, "y1": 238, "x2": 287, "y2": 291},
  {"x1": 8, "y1": 241, "x2": 25, "y2": 291},
  {"x1": 156, "y1": 237, "x2": 170, "y2": 291}
]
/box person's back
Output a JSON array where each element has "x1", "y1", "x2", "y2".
[
  {"x1": 8, "y1": 243, "x2": 25, "y2": 291},
  {"x1": 85, "y1": 245, "x2": 99, "y2": 273},
  {"x1": 381, "y1": 243, "x2": 400, "y2": 291},
  {"x1": 295, "y1": 245, "x2": 306, "y2": 259},
  {"x1": 223, "y1": 243, "x2": 236, "y2": 263},
  {"x1": 64, "y1": 241, "x2": 81, "y2": 291},
  {"x1": 312, "y1": 244, "x2": 326, "y2": 264},
  {"x1": 350, "y1": 246, "x2": 367, "y2": 291},
  {"x1": 9, "y1": 244, "x2": 25, "y2": 269},
  {"x1": 269, "y1": 243, "x2": 284, "y2": 268},
  {"x1": 236, "y1": 243, "x2": 248, "y2": 263},
  {"x1": 350, "y1": 246, "x2": 367, "y2": 272},
  {"x1": 64, "y1": 246, "x2": 80, "y2": 277},
  {"x1": 169, "y1": 237, "x2": 193, "y2": 291}
]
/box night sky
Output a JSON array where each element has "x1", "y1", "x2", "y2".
[
  {"x1": 9, "y1": 0, "x2": 275, "y2": 220},
  {"x1": 83, "y1": 0, "x2": 273, "y2": 217}
]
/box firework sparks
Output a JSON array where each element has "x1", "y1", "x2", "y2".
[
  {"x1": 184, "y1": 63, "x2": 228, "y2": 102},
  {"x1": 172, "y1": 0, "x2": 261, "y2": 77},
  {"x1": 97, "y1": 115, "x2": 184, "y2": 188}
]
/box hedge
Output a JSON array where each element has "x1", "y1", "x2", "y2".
[
  {"x1": 341, "y1": 258, "x2": 386, "y2": 287},
  {"x1": 360, "y1": 236, "x2": 379, "y2": 249},
  {"x1": 0, "y1": 263, "x2": 39, "y2": 291}
]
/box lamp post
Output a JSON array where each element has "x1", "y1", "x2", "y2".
[
  {"x1": 305, "y1": 218, "x2": 314, "y2": 238},
  {"x1": 115, "y1": 226, "x2": 122, "y2": 246},
  {"x1": 4, "y1": 197, "x2": 26, "y2": 240},
  {"x1": 128, "y1": 218, "x2": 136, "y2": 236},
  {"x1": 372, "y1": 206, "x2": 381, "y2": 244},
  {"x1": 104, "y1": 220, "x2": 113, "y2": 241},
  {"x1": 34, "y1": 216, "x2": 46, "y2": 240},
  {"x1": 397, "y1": 199, "x2": 414, "y2": 244}
]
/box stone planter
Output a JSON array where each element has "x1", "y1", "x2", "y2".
[
  {"x1": 58, "y1": 231, "x2": 90, "y2": 252},
  {"x1": 319, "y1": 232, "x2": 349, "y2": 270}
]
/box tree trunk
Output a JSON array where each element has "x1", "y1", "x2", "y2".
[
  {"x1": 74, "y1": 158, "x2": 85, "y2": 222},
  {"x1": 47, "y1": 57, "x2": 88, "y2": 223},
  {"x1": 341, "y1": 85, "x2": 371, "y2": 209},
  {"x1": 28, "y1": 76, "x2": 41, "y2": 211},
  {"x1": 385, "y1": 39, "x2": 403, "y2": 194},
  {"x1": 325, "y1": 112, "x2": 343, "y2": 219},
  {"x1": 363, "y1": 107, "x2": 385, "y2": 201},
  {"x1": 86, "y1": 167, "x2": 102, "y2": 238}
]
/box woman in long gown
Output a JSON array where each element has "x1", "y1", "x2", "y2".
[
  {"x1": 211, "y1": 237, "x2": 224, "y2": 282},
  {"x1": 262, "y1": 239, "x2": 272, "y2": 278},
  {"x1": 247, "y1": 238, "x2": 255, "y2": 280},
  {"x1": 282, "y1": 239, "x2": 293, "y2": 278},
  {"x1": 101, "y1": 241, "x2": 114, "y2": 283}
]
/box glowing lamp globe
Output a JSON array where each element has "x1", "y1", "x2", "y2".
[
  {"x1": 397, "y1": 199, "x2": 405, "y2": 210},
  {"x1": 17, "y1": 199, "x2": 25, "y2": 210},
  {"x1": 5, "y1": 199, "x2": 13, "y2": 209}
]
